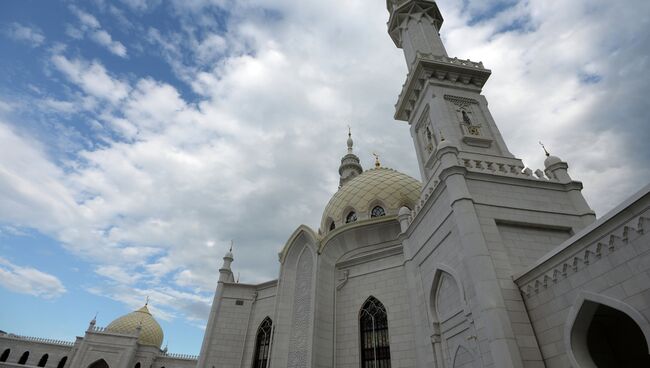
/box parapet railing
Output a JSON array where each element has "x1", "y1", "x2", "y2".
[
  {"x1": 0, "y1": 334, "x2": 74, "y2": 347},
  {"x1": 161, "y1": 353, "x2": 199, "y2": 361}
]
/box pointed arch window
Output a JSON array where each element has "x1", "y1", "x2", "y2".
[
  {"x1": 346, "y1": 211, "x2": 357, "y2": 223},
  {"x1": 329, "y1": 221, "x2": 336, "y2": 231},
  {"x1": 0, "y1": 349, "x2": 10, "y2": 362},
  {"x1": 461, "y1": 110, "x2": 471, "y2": 124},
  {"x1": 38, "y1": 354, "x2": 48, "y2": 367},
  {"x1": 360, "y1": 296, "x2": 391, "y2": 368},
  {"x1": 371, "y1": 206, "x2": 385, "y2": 218},
  {"x1": 252, "y1": 317, "x2": 272, "y2": 368},
  {"x1": 57, "y1": 357, "x2": 68, "y2": 368},
  {"x1": 18, "y1": 352, "x2": 29, "y2": 365}
]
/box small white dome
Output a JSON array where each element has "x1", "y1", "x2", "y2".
[
  {"x1": 398, "y1": 206, "x2": 411, "y2": 216},
  {"x1": 544, "y1": 155, "x2": 562, "y2": 167}
]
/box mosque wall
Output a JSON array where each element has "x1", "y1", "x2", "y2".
[
  {"x1": 239, "y1": 281, "x2": 276, "y2": 368},
  {"x1": 150, "y1": 356, "x2": 197, "y2": 368},
  {"x1": 334, "y1": 253, "x2": 416, "y2": 368},
  {"x1": 403, "y1": 192, "x2": 483, "y2": 368},
  {"x1": 203, "y1": 283, "x2": 258, "y2": 368},
  {"x1": 516, "y1": 187, "x2": 650, "y2": 368},
  {"x1": 0, "y1": 335, "x2": 74, "y2": 368},
  {"x1": 269, "y1": 232, "x2": 317, "y2": 368}
]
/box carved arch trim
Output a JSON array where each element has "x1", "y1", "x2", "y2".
[
  {"x1": 278, "y1": 225, "x2": 319, "y2": 264},
  {"x1": 428, "y1": 264, "x2": 468, "y2": 323},
  {"x1": 564, "y1": 291, "x2": 650, "y2": 368}
]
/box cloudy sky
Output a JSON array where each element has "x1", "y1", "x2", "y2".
[{"x1": 1, "y1": 0, "x2": 649, "y2": 355}]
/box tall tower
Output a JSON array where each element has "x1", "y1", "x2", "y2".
[
  {"x1": 387, "y1": 0, "x2": 514, "y2": 181},
  {"x1": 387, "y1": 1, "x2": 596, "y2": 368}
]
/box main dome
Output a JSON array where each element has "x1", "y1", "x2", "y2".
[
  {"x1": 321, "y1": 167, "x2": 421, "y2": 232},
  {"x1": 106, "y1": 304, "x2": 164, "y2": 348}
]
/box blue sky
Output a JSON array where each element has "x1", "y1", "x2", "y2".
[{"x1": 1, "y1": 0, "x2": 649, "y2": 356}]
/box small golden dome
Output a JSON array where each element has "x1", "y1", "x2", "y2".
[
  {"x1": 106, "y1": 304, "x2": 164, "y2": 348},
  {"x1": 321, "y1": 167, "x2": 421, "y2": 231}
]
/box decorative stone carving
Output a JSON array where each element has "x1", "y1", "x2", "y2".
[{"x1": 287, "y1": 247, "x2": 313, "y2": 368}]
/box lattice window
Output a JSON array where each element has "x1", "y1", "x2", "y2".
[
  {"x1": 253, "y1": 317, "x2": 273, "y2": 368},
  {"x1": 371, "y1": 206, "x2": 386, "y2": 218},
  {"x1": 346, "y1": 211, "x2": 358, "y2": 223},
  {"x1": 360, "y1": 297, "x2": 391, "y2": 368}
]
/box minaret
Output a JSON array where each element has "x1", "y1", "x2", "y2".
[
  {"x1": 196, "y1": 244, "x2": 235, "y2": 368},
  {"x1": 386, "y1": 2, "x2": 594, "y2": 368},
  {"x1": 219, "y1": 243, "x2": 235, "y2": 283},
  {"x1": 387, "y1": 0, "x2": 515, "y2": 182},
  {"x1": 338, "y1": 128, "x2": 363, "y2": 188}
]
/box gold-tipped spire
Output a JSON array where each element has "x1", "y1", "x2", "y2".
[
  {"x1": 539, "y1": 141, "x2": 550, "y2": 157},
  {"x1": 373, "y1": 152, "x2": 381, "y2": 168}
]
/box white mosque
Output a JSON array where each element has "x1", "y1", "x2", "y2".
[{"x1": 2, "y1": 1, "x2": 650, "y2": 368}]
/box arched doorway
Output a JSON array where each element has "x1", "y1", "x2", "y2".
[
  {"x1": 87, "y1": 359, "x2": 109, "y2": 368},
  {"x1": 571, "y1": 300, "x2": 650, "y2": 367}
]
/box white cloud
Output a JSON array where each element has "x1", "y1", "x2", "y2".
[
  {"x1": 51, "y1": 54, "x2": 130, "y2": 103},
  {"x1": 69, "y1": 6, "x2": 128, "y2": 58},
  {"x1": 0, "y1": 257, "x2": 66, "y2": 299},
  {"x1": 2, "y1": 0, "x2": 649, "y2": 331},
  {"x1": 4, "y1": 23, "x2": 45, "y2": 47},
  {"x1": 91, "y1": 30, "x2": 128, "y2": 58}
]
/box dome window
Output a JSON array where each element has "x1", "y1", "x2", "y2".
[
  {"x1": 371, "y1": 206, "x2": 386, "y2": 218},
  {"x1": 345, "y1": 211, "x2": 357, "y2": 223},
  {"x1": 329, "y1": 221, "x2": 336, "y2": 231}
]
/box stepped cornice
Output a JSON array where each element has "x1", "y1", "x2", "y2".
[{"x1": 394, "y1": 54, "x2": 491, "y2": 121}]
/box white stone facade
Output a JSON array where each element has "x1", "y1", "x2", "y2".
[
  {"x1": 4, "y1": 1, "x2": 650, "y2": 368},
  {"x1": 0, "y1": 330, "x2": 197, "y2": 368},
  {"x1": 198, "y1": 1, "x2": 650, "y2": 368}
]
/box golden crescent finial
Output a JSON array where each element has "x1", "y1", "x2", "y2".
[{"x1": 372, "y1": 152, "x2": 381, "y2": 168}]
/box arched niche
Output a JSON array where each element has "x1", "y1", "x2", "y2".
[
  {"x1": 566, "y1": 292, "x2": 650, "y2": 368},
  {"x1": 87, "y1": 359, "x2": 109, "y2": 368},
  {"x1": 429, "y1": 265, "x2": 467, "y2": 323}
]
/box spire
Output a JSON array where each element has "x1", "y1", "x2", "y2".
[
  {"x1": 338, "y1": 127, "x2": 363, "y2": 188},
  {"x1": 373, "y1": 152, "x2": 381, "y2": 168},
  {"x1": 539, "y1": 141, "x2": 550, "y2": 157},
  {"x1": 347, "y1": 126, "x2": 354, "y2": 153}
]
